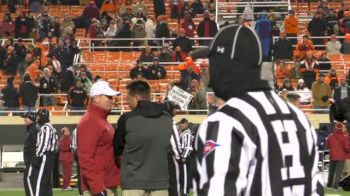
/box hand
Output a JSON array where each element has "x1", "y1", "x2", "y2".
[{"x1": 94, "y1": 190, "x2": 107, "y2": 196}]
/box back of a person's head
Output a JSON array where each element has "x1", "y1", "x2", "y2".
[{"x1": 126, "y1": 80, "x2": 151, "y2": 101}]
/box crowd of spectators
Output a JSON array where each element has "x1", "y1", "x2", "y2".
[{"x1": 2, "y1": 0, "x2": 350, "y2": 112}]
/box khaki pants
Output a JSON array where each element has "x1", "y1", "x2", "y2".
[
  {"x1": 83, "y1": 188, "x2": 115, "y2": 196},
  {"x1": 122, "y1": 190, "x2": 168, "y2": 196}
]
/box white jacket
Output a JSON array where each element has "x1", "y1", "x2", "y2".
[
  {"x1": 296, "y1": 88, "x2": 312, "y2": 103},
  {"x1": 145, "y1": 19, "x2": 155, "y2": 38},
  {"x1": 326, "y1": 41, "x2": 341, "y2": 54}
]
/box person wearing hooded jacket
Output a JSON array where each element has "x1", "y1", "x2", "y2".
[
  {"x1": 19, "y1": 73, "x2": 39, "y2": 112},
  {"x1": 197, "y1": 10, "x2": 217, "y2": 46},
  {"x1": 326, "y1": 122, "x2": 350, "y2": 190},
  {"x1": 114, "y1": 80, "x2": 173, "y2": 196},
  {"x1": 255, "y1": 14, "x2": 272, "y2": 60}
]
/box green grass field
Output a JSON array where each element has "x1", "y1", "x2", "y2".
[{"x1": 0, "y1": 189, "x2": 349, "y2": 196}]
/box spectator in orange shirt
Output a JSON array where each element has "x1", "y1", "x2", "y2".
[
  {"x1": 325, "y1": 68, "x2": 339, "y2": 89},
  {"x1": 101, "y1": 0, "x2": 116, "y2": 13},
  {"x1": 284, "y1": 10, "x2": 299, "y2": 45},
  {"x1": 26, "y1": 60, "x2": 40, "y2": 81},
  {"x1": 296, "y1": 35, "x2": 315, "y2": 60}
]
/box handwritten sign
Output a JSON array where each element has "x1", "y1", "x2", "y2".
[{"x1": 167, "y1": 86, "x2": 193, "y2": 110}]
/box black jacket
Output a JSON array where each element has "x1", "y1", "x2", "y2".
[
  {"x1": 114, "y1": 100, "x2": 173, "y2": 189},
  {"x1": 4, "y1": 55, "x2": 19, "y2": 75},
  {"x1": 69, "y1": 86, "x2": 87, "y2": 107},
  {"x1": 318, "y1": 58, "x2": 332, "y2": 71},
  {"x1": 272, "y1": 38, "x2": 293, "y2": 59},
  {"x1": 173, "y1": 36, "x2": 193, "y2": 53},
  {"x1": 18, "y1": 81, "x2": 39, "y2": 107},
  {"x1": 155, "y1": 22, "x2": 170, "y2": 38},
  {"x1": 325, "y1": 15, "x2": 339, "y2": 35},
  {"x1": 334, "y1": 85, "x2": 350, "y2": 102},
  {"x1": 308, "y1": 18, "x2": 326, "y2": 35},
  {"x1": 1, "y1": 85, "x2": 19, "y2": 107},
  {"x1": 60, "y1": 68, "x2": 76, "y2": 93},
  {"x1": 14, "y1": 43, "x2": 27, "y2": 61},
  {"x1": 129, "y1": 66, "x2": 146, "y2": 79},
  {"x1": 39, "y1": 76, "x2": 57, "y2": 94},
  {"x1": 23, "y1": 123, "x2": 39, "y2": 165},
  {"x1": 341, "y1": 43, "x2": 350, "y2": 54},
  {"x1": 146, "y1": 64, "x2": 166, "y2": 80},
  {"x1": 197, "y1": 19, "x2": 218, "y2": 37}
]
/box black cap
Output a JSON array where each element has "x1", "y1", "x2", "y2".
[
  {"x1": 191, "y1": 25, "x2": 262, "y2": 66},
  {"x1": 191, "y1": 24, "x2": 269, "y2": 101},
  {"x1": 21, "y1": 112, "x2": 36, "y2": 122},
  {"x1": 37, "y1": 109, "x2": 50, "y2": 120}
]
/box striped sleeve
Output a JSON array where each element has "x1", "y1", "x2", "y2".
[
  {"x1": 181, "y1": 129, "x2": 193, "y2": 159},
  {"x1": 71, "y1": 128, "x2": 77, "y2": 152},
  {"x1": 36, "y1": 125, "x2": 52, "y2": 157},
  {"x1": 170, "y1": 124, "x2": 182, "y2": 160}
]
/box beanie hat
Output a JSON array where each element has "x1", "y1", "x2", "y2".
[
  {"x1": 191, "y1": 24, "x2": 270, "y2": 101},
  {"x1": 37, "y1": 109, "x2": 50, "y2": 125}
]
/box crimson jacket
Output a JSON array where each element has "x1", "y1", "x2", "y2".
[
  {"x1": 327, "y1": 129, "x2": 350, "y2": 160},
  {"x1": 77, "y1": 104, "x2": 120, "y2": 194},
  {"x1": 59, "y1": 135, "x2": 73, "y2": 162}
]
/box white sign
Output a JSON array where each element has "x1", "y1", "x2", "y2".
[{"x1": 167, "y1": 86, "x2": 193, "y2": 110}]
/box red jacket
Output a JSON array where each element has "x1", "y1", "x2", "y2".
[
  {"x1": 77, "y1": 104, "x2": 120, "y2": 194},
  {"x1": 327, "y1": 129, "x2": 350, "y2": 160},
  {"x1": 59, "y1": 136, "x2": 73, "y2": 162}
]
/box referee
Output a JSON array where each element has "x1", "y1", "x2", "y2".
[
  {"x1": 191, "y1": 25, "x2": 324, "y2": 195},
  {"x1": 29, "y1": 109, "x2": 58, "y2": 196}
]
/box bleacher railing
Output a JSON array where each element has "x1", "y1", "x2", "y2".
[
  {"x1": 216, "y1": 1, "x2": 289, "y2": 22},
  {"x1": 272, "y1": 35, "x2": 346, "y2": 48},
  {"x1": 77, "y1": 37, "x2": 214, "y2": 51},
  {"x1": 0, "y1": 91, "x2": 330, "y2": 115},
  {"x1": 0, "y1": 38, "x2": 34, "y2": 46}
]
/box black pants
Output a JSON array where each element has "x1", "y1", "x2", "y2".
[
  {"x1": 168, "y1": 155, "x2": 189, "y2": 196},
  {"x1": 27, "y1": 153, "x2": 55, "y2": 196},
  {"x1": 327, "y1": 160, "x2": 345, "y2": 189},
  {"x1": 24, "y1": 162, "x2": 35, "y2": 196}
]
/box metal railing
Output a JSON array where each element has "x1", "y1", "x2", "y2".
[
  {"x1": 0, "y1": 38, "x2": 35, "y2": 46},
  {"x1": 77, "y1": 37, "x2": 214, "y2": 51},
  {"x1": 0, "y1": 91, "x2": 331, "y2": 115}
]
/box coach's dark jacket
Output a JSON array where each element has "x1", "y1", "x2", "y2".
[
  {"x1": 23, "y1": 123, "x2": 38, "y2": 165},
  {"x1": 114, "y1": 100, "x2": 173, "y2": 190}
]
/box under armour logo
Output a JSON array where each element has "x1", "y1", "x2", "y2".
[
  {"x1": 217, "y1": 46, "x2": 225, "y2": 54},
  {"x1": 203, "y1": 140, "x2": 220, "y2": 157}
]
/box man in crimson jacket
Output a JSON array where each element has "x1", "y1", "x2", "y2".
[
  {"x1": 59, "y1": 127, "x2": 74, "y2": 191},
  {"x1": 326, "y1": 122, "x2": 350, "y2": 189},
  {"x1": 77, "y1": 80, "x2": 121, "y2": 196}
]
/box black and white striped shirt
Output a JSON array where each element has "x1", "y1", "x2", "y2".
[
  {"x1": 180, "y1": 129, "x2": 194, "y2": 159},
  {"x1": 36, "y1": 123, "x2": 58, "y2": 157},
  {"x1": 71, "y1": 128, "x2": 77, "y2": 153},
  {"x1": 193, "y1": 90, "x2": 324, "y2": 196},
  {"x1": 171, "y1": 125, "x2": 194, "y2": 160}
]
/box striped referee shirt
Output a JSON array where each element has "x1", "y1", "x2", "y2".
[
  {"x1": 71, "y1": 128, "x2": 77, "y2": 153},
  {"x1": 36, "y1": 123, "x2": 58, "y2": 157},
  {"x1": 181, "y1": 129, "x2": 194, "y2": 159},
  {"x1": 193, "y1": 90, "x2": 324, "y2": 196}
]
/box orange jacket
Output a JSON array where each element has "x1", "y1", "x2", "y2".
[
  {"x1": 26, "y1": 61, "x2": 40, "y2": 80},
  {"x1": 325, "y1": 75, "x2": 338, "y2": 85},
  {"x1": 101, "y1": 1, "x2": 116, "y2": 12},
  {"x1": 296, "y1": 40, "x2": 314, "y2": 52},
  {"x1": 284, "y1": 16, "x2": 299, "y2": 34}
]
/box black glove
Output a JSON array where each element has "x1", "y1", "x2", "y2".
[
  {"x1": 31, "y1": 156, "x2": 42, "y2": 168},
  {"x1": 321, "y1": 96, "x2": 329, "y2": 102},
  {"x1": 94, "y1": 190, "x2": 107, "y2": 196}
]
